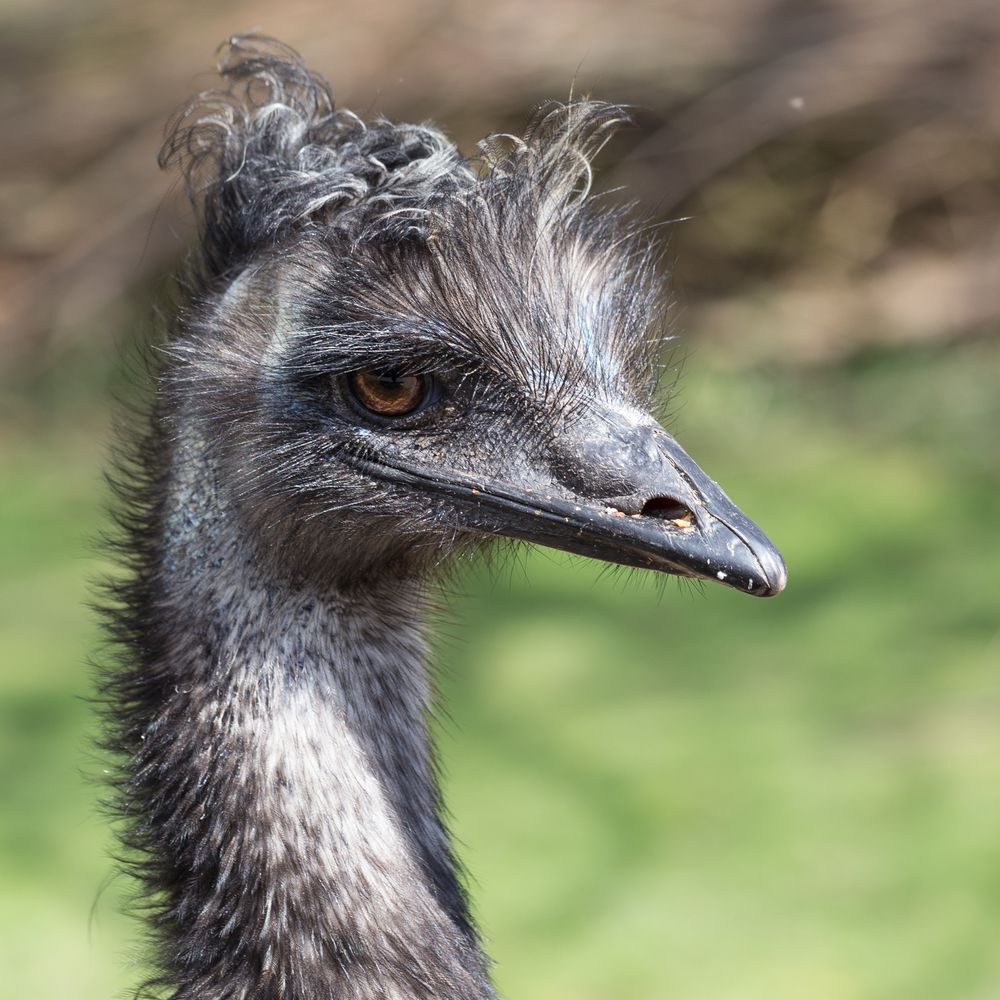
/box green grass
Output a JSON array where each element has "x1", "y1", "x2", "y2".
[{"x1": 2, "y1": 340, "x2": 999, "y2": 999}]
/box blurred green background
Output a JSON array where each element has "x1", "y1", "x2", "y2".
[{"x1": 2, "y1": 2, "x2": 999, "y2": 998}]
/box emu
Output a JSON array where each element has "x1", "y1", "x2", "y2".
[{"x1": 101, "y1": 36, "x2": 786, "y2": 1000}]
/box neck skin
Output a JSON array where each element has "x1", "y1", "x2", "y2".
[{"x1": 119, "y1": 422, "x2": 493, "y2": 1000}]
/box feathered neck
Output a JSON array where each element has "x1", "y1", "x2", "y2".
[{"x1": 107, "y1": 416, "x2": 494, "y2": 999}]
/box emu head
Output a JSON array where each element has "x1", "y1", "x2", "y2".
[{"x1": 164, "y1": 38, "x2": 785, "y2": 595}]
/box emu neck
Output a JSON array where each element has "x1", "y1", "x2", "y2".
[{"x1": 132, "y1": 427, "x2": 491, "y2": 999}]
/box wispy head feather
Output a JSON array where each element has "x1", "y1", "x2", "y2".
[
  {"x1": 161, "y1": 35, "x2": 470, "y2": 277},
  {"x1": 160, "y1": 35, "x2": 669, "y2": 425}
]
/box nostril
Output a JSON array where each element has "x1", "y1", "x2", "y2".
[{"x1": 640, "y1": 496, "x2": 696, "y2": 529}]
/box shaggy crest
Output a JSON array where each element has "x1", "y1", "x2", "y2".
[{"x1": 161, "y1": 35, "x2": 667, "y2": 417}]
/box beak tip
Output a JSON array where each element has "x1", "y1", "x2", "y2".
[{"x1": 751, "y1": 546, "x2": 787, "y2": 598}]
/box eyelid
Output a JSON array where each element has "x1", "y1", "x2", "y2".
[{"x1": 294, "y1": 339, "x2": 486, "y2": 379}]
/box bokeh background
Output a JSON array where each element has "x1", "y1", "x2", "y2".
[{"x1": 2, "y1": 1, "x2": 999, "y2": 997}]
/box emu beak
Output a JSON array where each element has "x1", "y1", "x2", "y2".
[
  {"x1": 363, "y1": 408, "x2": 786, "y2": 597},
  {"x1": 515, "y1": 415, "x2": 788, "y2": 597}
]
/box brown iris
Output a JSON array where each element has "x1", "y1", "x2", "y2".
[{"x1": 347, "y1": 368, "x2": 430, "y2": 417}]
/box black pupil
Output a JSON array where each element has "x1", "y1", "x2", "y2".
[{"x1": 376, "y1": 373, "x2": 407, "y2": 393}]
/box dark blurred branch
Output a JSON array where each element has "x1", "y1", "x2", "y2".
[{"x1": 2, "y1": 0, "x2": 998, "y2": 371}]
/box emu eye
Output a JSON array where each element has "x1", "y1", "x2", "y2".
[{"x1": 347, "y1": 368, "x2": 431, "y2": 417}]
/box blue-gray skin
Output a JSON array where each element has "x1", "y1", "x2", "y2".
[{"x1": 99, "y1": 34, "x2": 785, "y2": 1000}]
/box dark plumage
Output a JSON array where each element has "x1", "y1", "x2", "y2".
[{"x1": 100, "y1": 35, "x2": 785, "y2": 1000}]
